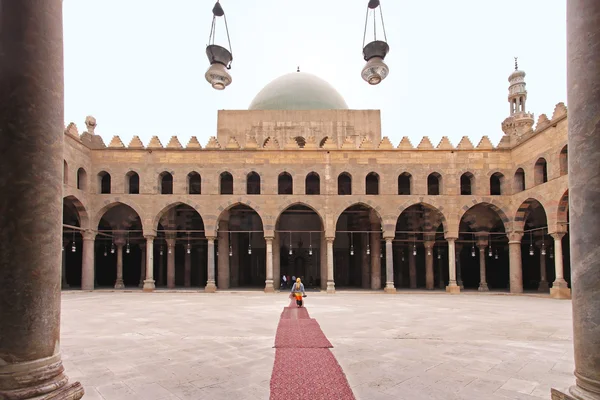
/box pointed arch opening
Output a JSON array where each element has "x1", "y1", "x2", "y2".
[
  {"x1": 188, "y1": 172, "x2": 201, "y2": 195},
  {"x1": 220, "y1": 172, "x2": 233, "y2": 195},
  {"x1": 319, "y1": 137, "x2": 329, "y2": 148},
  {"x1": 365, "y1": 172, "x2": 379, "y2": 195},
  {"x1": 77, "y1": 168, "x2": 87, "y2": 191},
  {"x1": 305, "y1": 172, "x2": 320, "y2": 195},
  {"x1": 427, "y1": 172, "x2": 442, "y2": 195},
  {"x1": 62, "y1": 196, "x2": 89, "y2": 288},
  {"x1": 559, "y1": 145, "x2": 568, "y2": 176},
  {"x1": 514, "y1": 168, "x2": 526, "y2": 193},
  {"x1": 398, "y1": 172, "x2": 412, "y2": 195},
  {"x1": 98, "y1": 171, "x2": 111, "y2": 194},
  {"x1": 534, "y1": 158, "x2": 548, "y2": 185},
  {"x1": 126, "y1": 171, "x2": 140, "y2": 194},
  {"x1": 515, "y1": 198, "x2": 550, "y2": 292},
  {"x1": 338, "y1": 172, "x2": 352, "y2": 195},
  {"x1": 278, "y1": 172, "x2": 293, "y2": 195},
  {"x1": 246, "y1": 172, "x2": 261, "y2": 195},
  {"x1": 159, "y1": 172, "x2": 173, "y2": 194},
  {"x1": 490, "y1": 172, "x2": 504, "y2": 195},
  {"x1": 63, "y1": 160, "x2": 68, "y2": 184},
  {"x1": 460, "y1": 172, "x2": 474, "y2": 195}
]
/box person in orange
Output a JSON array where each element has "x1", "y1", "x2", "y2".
[{"x1": 290, "y1": 277, "x2": 306, "y2": 307}]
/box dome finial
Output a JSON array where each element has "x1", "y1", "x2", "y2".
[
  {"x1": 514, "y1": 57, "x2": 518, "y2": 71},
  {"x1": 297, "y1": 66, "x2": 300, "y2": 72}
]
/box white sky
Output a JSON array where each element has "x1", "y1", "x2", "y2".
[{"x1": 63, "y1": 0, "x2": 566, "y2": 148}]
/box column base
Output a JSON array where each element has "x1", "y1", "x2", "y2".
[
  {"x1": 142, "y1": 279, "x2": 155, "y2": 292},
  {"x1": 264, "y1": 280, "x2": 275, "y2": 293},
  {"x1": 384, "y1": 283, "x2": 396, "y2": 294},
  {"x1": 205, "y1": 281, "x2": 217, "y2": 293},
  {"x1": 138, "y1": 281, "x2": 144, "y2": 288},
  {"x1": 550, "y1": 287, "x2": 572, "y2": 299},
  {"x1": 538, "y1": 280, "x2": 550, "y2": 292},
  {"x1": 326, "y1": 281, "x2": 335, "y2": 294},
  {"x1": 478, "y1": 283, "x2": 489, "y2": 292},
  {"x1": 446, "y1": 284, "x2": 461, "y2": 294},
  {"x1": 114, "y1": 279, "x2": 125, "y2": 289},
  {"x1": 0, "y1": 354, "x2": 84, "y2": 400},
  {"x1": 552, "y1": 386, "x2": 600, "y2": 400}
]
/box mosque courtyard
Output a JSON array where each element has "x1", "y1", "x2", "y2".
[{"x1": 60, "y1": 292, "x2": 574, "y2": 400}]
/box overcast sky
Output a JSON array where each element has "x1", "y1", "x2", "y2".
[{"x1": 63, "y1": 0, "x2": 566, "y2": 148}]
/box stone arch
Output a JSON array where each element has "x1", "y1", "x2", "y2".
[
  {"x1": 158, "y1": 171, "x2": 174, "y2": 194},
  {"x1": 274, "y1": 201, "x2": 325, "y2": 228},
  {"x1": 77, "y1": 167, "x2": 87, "y2": 191},
  {"x1": 219, "y1": 171, "x2": 234, "y2": 195},
  {"x1": 246, "y1": 171, "x2": 261, "y2": 195},
  {"x1": 212, "y1": 202, "x2": 266, "y2": 237},
  {"x1": 513, "y1": 197, "x2": 549, "y2": 232},
  {"x1": 397, "y1": 172, "x2": 412, "y2": 195},
  {"x1": 456, "y1": 201, "x2": 511, "y2": 233},
  {"x1": 365, "y1": 172, "x2": 380, "y2": 195},
  {"x1": 305, "y1": 172, "x2": 320, "y2": 195},
  {"x1": 514, "y1": 167, "x2": 526, "y2": 193},
  {"x1": 92, "y1": 200, "x2": 146, "y2": 232},
  {"x1": 395, "y1": 200, "x2": 449, "y2": 234},
  {"x1": 559, "y1": 145, "x2": 568, "y2": 176},
  {"x1": 427, "y1": 172, "x2": 442, "y2": 195},
  {"x1": 97, "y1": 171, "x2": 111, "y2": 194},
  {"x1": 278, "y1": 172, "x2": 293, "y2": 195},
  {"x1": 337, "y1": 172, "x2": 352, "y2": 195},
  {"x1": 152, "y1": 201, "x2": 204, "y2": 232},
  {"x1": 63, "y1": 195, "x2": 90, "y2": 229},
  {"x1": 332, "y1": 201, "x2": 384, "y2": 232},
  {"x1": 460, "y1": 172, "x2": 475, "y2": 195},
  {"x1": 126, "y1": 170, "x2": 140, "y2": 194},
  {"x1": 557, "y1": 190, "x2": 569, "y2": 226},
  {"x1": 489, "y1": 171, "x2": 505, "y2": 195},
  {"x1": 187, "y1": 171, "x2": 201, "y2": 194},
  {"x1": 534, "y1": 157, "x2": 548, "y2": 185}
]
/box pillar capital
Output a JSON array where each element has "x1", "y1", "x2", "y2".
[
  {"x1": 264, "y1": 236, "x2": 274, "y2": 242},
  {"x1": 82, "y1": 230, "x2": 96, "y2": 241},
  {"x1": 143, "y1": 234, "x2": 155, "y2": 241},
  {"x1": 384, "y1": 237, "x2": 394, "y2": 243},
  {"x1": 507, "y1": 231, "x2": 523, "y2": 243},
  {"x1": 114, "y1": 237, "x2": 126, "y2": 246},
  {"x1": 444, "y1": 236, "x2": 458, "y2": 242},
  {"x1": 165, "y1": 238, "x2": 176, "y2": 246},
  {"x1": 206, "y1": 236, "x2": 216, "y2": 242},
  {"x1": 550, "y1": 232, "x2": 566, "y2": 241},
  {"x1": 326, "y1": 237, "x2": 335, "y2": 243},
  {"x1": 424, "y1": 240, "x2": 435, "y2": 249}
]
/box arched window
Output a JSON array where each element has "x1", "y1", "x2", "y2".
[
  {"x1": 534, "y1": 158, "x2": 548, "y2": 185},
  {"x1": 398, "y1": 173, "x2": 411, "y2": 195},
  {"x1": 63, "y1": 161, "x2": 68, "y2": 184},
  {"x1": 278, "y1": 172, "x2": 293, "y2": 195},
  {"x1": 559, "y1": 146, "x2": 568, "y2": 176},
  {"x1": 220, "y1": 172, "x2": 233, "y2": 195},
  {"x1": 319, "y1": 137, "x2": 329, "y2": 148},
  {"x1": 77, "y1": 168, "x2": 87, "y2": 191},
  {"x1": 126, "y1": 171, "x2": 140, "y2": 194},
  {"x1": 338, "y1": 172, "x2": 352, "y2": 195},
  {"x1": 305, "y1": 172, "x2": 320, "y2": 195},
  {"x1": 188, "y1": 172, "x2": 201, "y2": 194},
  {"x1": 460, "y1": 172, "x2": 474, "y2": 195},
  {"x1": 160, "y1": 172, "x2": 173, "y2": 195},
  {"x1": 247, "y1": 172, "x2": 260, "y2": 195},
  {"x1": 490, "y1": 172, "x2": 504, "y2": 195},
  {"x1": 294, "y1": 136, "x2": 306, "y2": 149},
  {"x1": 98, "y1": 171, "x2": 111, "y2": 194},
  {"x1": 365, "y1": 172, "x2": 379, "y2": 195},
  {"x1": 514, "y1": 168, "x2": 526, "y2": 193},
  {"x1": 427, "y1": 173, "x2": 441, "y2": 195}
]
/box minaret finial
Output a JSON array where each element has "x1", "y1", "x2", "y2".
[
  {"x1": 297, "y1": 66, "x2": 300, "y2": 72},
  {"x1": 514, "y1": 57, "x2": 518, "y2": 71}
]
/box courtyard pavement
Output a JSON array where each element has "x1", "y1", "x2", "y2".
[{"x1": 60, "y1": 291, "x2": 575, "y2": 400}]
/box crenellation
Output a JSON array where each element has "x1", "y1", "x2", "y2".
[
  {"x1": 436, "y1": 136, "x2": 454, "y2": 150},
  {"x1": 476, "y1": 136, "x2": 494, "y2": 150},
  {"x1": 147, "y1": 136, "x2": 164, "y2": 149},
  {"x1": 186, "y1": 136, "x2": 202, "y2": 149},
  {"x1": 398, "y1": 136, "x2": 414, "y2": 149},
  {"x1": 535, "y1": 114, "x2": 551, "y2": 131},
  {"x1": 551, "y1": 102, "x2": 567, "y2": 121},
  {"x1": 129, "y1": 136, "x2": 145, "y2": 149},
  {"x1": 417, "y1": 137, "x2": 434, "y2": 149},
  {"x1": 359, "y1": 136, "x2": 374, "y2": 149},
  {"x1": 457, "y1": 136, "x2": 474, "y2": 149},
  {"x1": 225, "y1": 136, "x2": 241, "y2": 149},
  {"x1": 378, "y1": 137, "x2": 394, "y2": 149},
  {"x1": 205, "y1": 136, "x2": 221, "y2": 149},
  {"x1": 108, "y1": 136, "x2": 125, "y2": 148},
  {"x1": 166, "y1": 136, "x2": 183, "y2": 149}
]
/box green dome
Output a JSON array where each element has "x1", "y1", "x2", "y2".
[{"x1": 248, "y1": 72, "x2": 348, "y2": 110}]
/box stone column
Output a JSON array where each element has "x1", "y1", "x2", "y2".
[
  {"x1": 231, "y1": 233, "x2": 239, "y2": 287},
  {"x1": 273, "y1": 232, "x2": 281, "y2": 289},
  {"x1": 370, "y1": 227, "x2": 381, "y2": 290},
  {"x1": 166, "y1": 237, "x2": 176, "y2": 289},
  {"x1": 205, "y1": 237, "x2": 217, "y2": 292},
  {"x1": 0, "y1": 1, "x2": 84, "y2": 397},
  {"x1": 554, "y1": 5, "x2": 600, "y2": 398},
  {"x1": 408, "y1": 238, "x2": 417, "y2": 289},
  {"x1": 62, "y1": 239, "x2": 70, "y2": 289},
  {"x1": 446, "y1": 238, "x2": 460, "y2": 293},
  {"x1": 456, "y1": 243, "x2": 464, "y2": 289},
  {"x1": 326, "y1": 237, "x2": 335, "y2": 293},
  {"x1": 114, "y1": 239, "x2": 125, "y2": 289},
  {"x1": 394, "y1": 246, "x2": 403, "y2": 288},
  {"x1": 265, "y1": 236, "x2": 275, "y2": 292},
  {"x1": 477, "y1": 236, "x2": 489, "y2": 292},
  {"x1": 81, "y1": 231, "x2": 96, "y2": 291},
  {"x1": 538, "y1": 239, "x2": 549, "y2": 292},
  {"x1": 217, "y1": 222, "x2": 230, "y2": 289},
  {"x1": 550, "y1": 233, "x2": 570, "y2": 299},
  {"x1": 508, "y1": 232, "x2": 523, "y2": 294},
  {"x1": 384, "y1": 238, "x2": 396, "y2": 293},
  {"x1": 424, "y1": 240, "x2": 434, "y2": 290},
  {"x1": 143, "y1": 236, "x2": 155, "y2": 291},
  {"x1": 320, "y1": 234, "x2": 327, "y2": 290},
  {"x1": 158, "y1": 248, "x2": 165, "y2": 286},
  {"x1": 184, "y1": 246, "x2": 191, "y2": 288},
  {"x1": 437, "y1": 250, "x2": 445, "y2": 289},
  {"x1": 139, "y1": 243, "x2": 146, "y2": 288},
  {"x1": 361, "y1": 233, "x2": 370, "y2": 289}
]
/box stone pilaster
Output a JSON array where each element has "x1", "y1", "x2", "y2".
[
  {"x1": 384, "y1": 238, "x2": 396, "y2": 293},
  {"x1": 550, "y1": 233, "x2": 570, "y2": 299},
  {"x1": 265, "y1": 236, "x2": 275, "y2": 292},
  {"x1": 143, "y1": 236, "x2": 155, "y2": 291},
  {"x1": 508, "y1": 232, "x2": 524, "y2": 294},
  {"x1": 326, "y1": 237, "x2": 335, "y2": 293},
  {"x1": 555, "y1": 3, "x2": 600, "y2": 397},
  {"x1": 81, "y1": 231, "x2": 96, "y2": 291},
  {"x1": 0, "y1": 1, "x2": 84, "y2": 397},
  {"x1": 446, "y1": 238, "x2": 460, "y2": 294},
  {"x1": 205, "y1": 237, "x2": 217, "y2": 292}
]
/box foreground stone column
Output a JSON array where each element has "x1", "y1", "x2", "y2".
[
  {"x1": 370, "y1": 227, "x2": 381, "y2": 290},
  {"x1": 139, "y1": 243, "x2": 146, "y2": 288},
  {"x1": 0, "y1": 1, "x2": 84, "y2": 398},
  {"x1": 326, "y1": 237, "x2": 335, "y2": 293},
  {"x1": 114, "y1": 240, "x2": 125, "y2": 289},
  {"x1": 538, "y1": 240, "x2": 549, "y2": 292},
  {"x1": 265, "y1": 237, "x2": 275, "y2": 292},
  {"x1": 446, "y1": 238, "x2": 460, "y2": 294},
  {"x1": 143, "y1": 236, "x2": 156, "y2": 291},
  {"x1": 217, "y1": 223, "x2": 230, "y2": 289},
  {"x1": 205, "y1": 237, "x2": 217, "y2": 292},
  {"x1": 166, "y1": 237, "x2": 176, "y2": 289},
  {"x1": 384, "y1": 238, "x2": 396, "y2": 293},
  {"x1": 424, "y1": 240, "x2": 434, "y2": 290},
  {"x1": 550, "y1": 233, "x2": 571, "y2": 299},
  {"x1": 81, "y1": 231, "x2": 96, "y2": 291},
  {"x1": 552, "y1": 4, "x2": 600, "y2": 398},
  {"x1": 508, "y1": 232, "x2": 523, "y2": 294},
  {"x1": 184, "y1": 247, "x2": 191, "y2": 288}
]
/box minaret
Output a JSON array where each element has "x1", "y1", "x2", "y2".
[{"x1": 501, "y1": 58, "x2": 534, "y2": 138}]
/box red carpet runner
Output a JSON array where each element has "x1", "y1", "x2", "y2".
[{"x1": 269, "y1": 298, "x2": 356, "y2": 400}]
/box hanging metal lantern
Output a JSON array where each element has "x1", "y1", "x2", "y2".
[
  {"x1": 205, "y1": 1, "x2": 233, "y2": 90},
  {"x1": 361, "y1": 0, "x2": 390, "y2": 85},
  {"x1": 248, "y1": 243, "x2": 252, "y2": 255},
  {"x1": 471, "y1": 245, "x2": 476, "y2": 258}
]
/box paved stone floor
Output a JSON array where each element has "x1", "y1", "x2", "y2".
[{"x1": 60, "y1": 292, "x2": 575, "y2": 400}]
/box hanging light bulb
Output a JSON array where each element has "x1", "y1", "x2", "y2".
[
  {"x1": 229, "y1": 244, "x2": 233, "y2": 257},
  {"x1": 71, "y1": 241, "x2": 76, "y2": 253},
  {"x1": 380, "y1": 248, "x2": 383, "y2": 258},
  {"x1": 361, "y1": 0, "x2": 390, "y2": 85},
  {"x1": 437, "y1": 251, "x2": 441, "y2": 260},
  {"x1": 488, "y1": 245, "x2": 493, "y2": 258},
  {"x1": 205, "y1": 1, "x2": 233, "y2": 90},
  {"x1": 412, "y1": 244, "x2": 417, "y2": 256},
  {"x1": 248, "y1": 232, "x2": 252, "y2": 255},
  {"x1": 248, "y1": 243, "x2": 252, "y2": 255},
  {"x1": 111, "y1": 242, "x2": 115, "y2": 254},
  {"x1": 168, "y1": 245, "x2": 172, "y2": 255},
  {"x1": 529, "y1": 243, "x2": 534, "y2": 256},
  {"x1": 126, "y1": 242, "x2": 130, "y2": 254},
  {"x1": 401, "y1": 250, "x2": 405, "y2": 262},
  {"x1": 62, "y1": 244, "x2": 64, "y2": 252},
  {"x1": 309, "y1": 244, "x2": 313, "y2": 256},
  {"x1": 471, "y1": 244, "x2": 476, "y2": 258},
  {"x1": 289, "y1": 246, "x2": 293, "y2": 255},
  {"x1": 308, "y1": 232, "x2": 313, "y2": 256},
  {"x1": 187, "y1": 243, "x2": 191, "y2": 254},
  {"x1": 366, "y1": 243, "x2": 371, "y2": 255},
  {"x1": 427, "y1": 248, "x2": 431, "y2": 256},
  {"x1": 541, "y1": 241, "x2": 546, "y2": 256}
]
